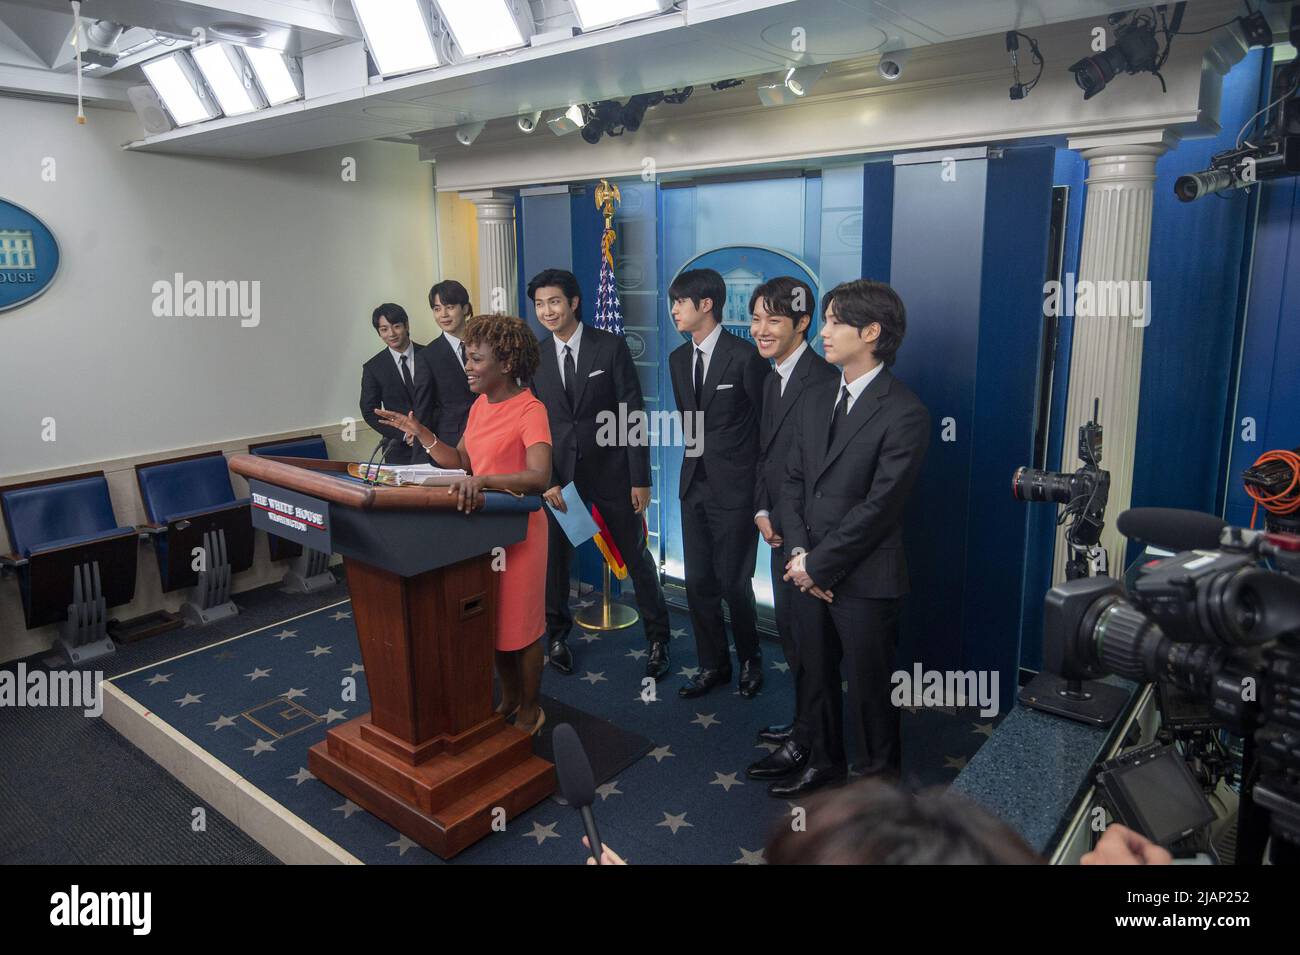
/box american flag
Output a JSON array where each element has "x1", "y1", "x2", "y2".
[{"x1": 592, "y1": 241, "x2": 624, "y2": 335}]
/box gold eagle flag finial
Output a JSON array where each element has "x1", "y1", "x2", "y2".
[{"x1": 595, "y1": 179, "x2": 621, "y2": 269}]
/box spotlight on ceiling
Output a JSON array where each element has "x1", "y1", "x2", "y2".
[
  {"x1": 192, "y1": 42, "x2": 266, "y2": 117},
  {"x1": 757, "y1": 65, "x2": 826, "y2": 106},
  {"x1": 434, "y1": 0, "x2": 533, "y2": 58},
  {"x1": 141, "y1": 51, "x2": 221, "y2": 125},
  {"x1": 877, "y1": 48, "x2": 911, "y2": 81},
  {"x1": 455, "y1": 120, "x2": 486, "y2": 145},
  {"x1": 569, "y1": 0, "x2": 673, "y2": 32},
  {"x1": 242, "y1": 46, "x2": 303, "y2": 106},
  {"x1": 350, "y1": 0, "x2": 441, "y2": 77},
  {"x1": 517, "y1": 110, "x2": 543, "y2": 133},
  {"x1": 547, "y1": 104, "x2": 588, "y2": 135}
]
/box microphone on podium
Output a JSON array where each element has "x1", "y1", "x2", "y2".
[
  {"x1": 1115, "y1": 507, "x2": 1228, "y2": 552},
  {"x1": 362, "y1": 436, "x2": 399, "y2": 485},
  {"x1": 552, "y1": 722, "x2": 603, "y2": 864}
]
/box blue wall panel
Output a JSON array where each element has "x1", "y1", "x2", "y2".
[
  {"x1": 889, "y1": 155, "x2": 988, "y2": 675},
  {"x1": 1132, "y1": 50, "x2": 1266, "y2": 553}
]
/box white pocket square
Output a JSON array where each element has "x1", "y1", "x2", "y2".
[
  {"x1": 588, "y1": 369, "x2": 605, "y2": 378},
  {"x1": 715, "y1": 383, "x2": 734, "y2": 390}
]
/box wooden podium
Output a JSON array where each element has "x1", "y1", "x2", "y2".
[{"x1": 228, "y1": 454, "x2": 555, "y2": 858}]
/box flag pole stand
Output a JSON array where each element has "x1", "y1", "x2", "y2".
[{"x1": 575, "y1": 563, "x2": 639, "y2": 631}]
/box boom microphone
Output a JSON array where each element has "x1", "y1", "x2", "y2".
[
  {"x1": 1116, "y1": 507, "x2": 1228, "y2": 552},
  {"x1": 552, "y1": 722, "x2": 603, "y2": 864}
]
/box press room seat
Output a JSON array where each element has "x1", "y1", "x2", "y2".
[
  {"x1": 135, "y1": 451, "x2": 253, "y2": 593},
  {"x1": 0, "y1": 473, "x2": 138, "y2": 637}
]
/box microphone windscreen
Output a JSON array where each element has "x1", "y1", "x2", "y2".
[
  {"x1": 1117, "y1": 507, "x2": 1227, "y2": 552},
  {"x1": 552, "y1": 722, "x2": 596, "y2": 809}
]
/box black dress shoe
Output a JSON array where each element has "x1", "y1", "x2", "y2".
[
  {"x1": 678, "y1": 666, "x2": 732, "y2": 698},
  {"x1": 645, "y1": 642, "x2": 670, "y2": 681},
  {"x1": 746, "y1": 739, "x2": 809, "y2": 780},
  {"x1": 768, "y1": 764, "x2": 847, "y2": 799},
  {"x1": 757, "y1": 722, "x2": 794, "y2": 744},
  {"x1": 547, "y1": 639, "x2": 573, "y2": 675},
  {"x1": 738, "y1": 656, "x2": 764, "y2": 698}
]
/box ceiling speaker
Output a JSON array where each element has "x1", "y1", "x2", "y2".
[{"x1": 127, "y1": 84, "x2": 174, "y2": 136}]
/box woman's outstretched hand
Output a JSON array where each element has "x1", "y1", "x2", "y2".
[{"x1": 373, "y1": 408, "x2": 431, "y2": 445}]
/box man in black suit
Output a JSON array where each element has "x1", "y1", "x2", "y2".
[
  {"x1": 529, "y1": 269, "x2": 671, "y2": 680},
  {"x1": 415, "y1": 279, "x2": 477, "y2": 446},
  {"x1": 772, "y1": 279, "x2": 930, "y2": 798},
  {"x1": 741, "y1": 277, "x2": 839, "y2": 785},
  {"x1": 359, "y1": 303, "x2": 430, "y2": 465},
  {"x1": 668, "y1": 268, "x2": 769, "y2": 699}
]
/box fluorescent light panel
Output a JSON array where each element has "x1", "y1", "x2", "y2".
[
  {"x1": 141, "y1": 52, "x2": 220, "y2": 126},
  {"x1": 243, "y1": 45, "x2": 302, "y2": 105},
  {"x1": 351, "y1": 0, "x2": 440, "y2": 76},
  {"x1": 435, "y1": 0, "x2": 530, "y2": 56},
  {"x1": 569, "y1": 0, "x2": 672, "y2": 31},
  {"x1": 192, "y1": 42, "x2": 265, "y2": 116}
]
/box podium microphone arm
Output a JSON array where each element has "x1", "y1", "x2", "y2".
[{"x1": 362, "y1": 436, "x2": 396, "y2": 485}]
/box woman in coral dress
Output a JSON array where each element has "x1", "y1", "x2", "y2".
[{"x1": 375, "y1": 314, "x2": 552, "y2": 735}]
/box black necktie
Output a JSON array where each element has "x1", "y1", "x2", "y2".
[
  {"x1": 399, "y1": 354, "x2": 414, "y2": 397},
  {"x1": 459, "y1": 341, "x2": 467, "y2": 366},
  {"x1": 563, "y1": 344, "x2": 577, "y2": 409},
  {"x1": 763, "y1": 368, "x2": 780, "y2": 432},
  {"x1": 828, "y1": 385, "x2": 850, "y2": 447},
  {"x1": 693, "y1": 348, "x2": 705, "y2": 402}
]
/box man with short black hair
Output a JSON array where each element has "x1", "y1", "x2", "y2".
[
  {"x1": 668, "y1": 268, "x2": 770, "y2": 699},
  {"x1": 774, "y1": 279, "x2": 930, "y2": 798},
  {"x1": 529, "y1": 268, "x2": 671, "y2": 680},
  {"x1": 416, "y1": 279, "x2": 476, "y2": 447},
  {"x1": 743, "y1": 276, "x2": 838, "y2": 783},
  {"x1": 360, "y1": 303, "x2": 429, "y2": 465}
]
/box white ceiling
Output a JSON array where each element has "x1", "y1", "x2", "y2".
[{"x1": 0, "y1": 0, "x2": 1278, "y2": 158}]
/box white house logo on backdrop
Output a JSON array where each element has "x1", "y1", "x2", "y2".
[{"x1": 0, "y1": 199, "x2": 60, "y2": 313}]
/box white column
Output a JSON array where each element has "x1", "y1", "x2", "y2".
[
  {"x1": 460, "y1": 189, "x2": 518, "y2": 316},
  {"x1": 1054, "y1": 129, "x2": 1177, "y2": 580}
]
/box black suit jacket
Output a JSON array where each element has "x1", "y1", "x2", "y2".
[
  {"x1": 778, "y1": 367, "x2": 930, "y2": 598},
  {"x1": 531, "y1": 324, "x2": 651, "y2": 498},
  {"x1": 755, "y1": 345, "x2": 839, "y2": 521},
  {"x1": 360, "y1": 343, "x2": 431, "y2": 463},
  {"x1": 415, "y1": 334, "x2": 475, "y2": 446},
  {"x1": 669, "y1": 327, "x2": 768, "y2": 506}
]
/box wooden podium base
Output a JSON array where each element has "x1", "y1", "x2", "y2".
[{"x1": 308, "y1": 714, "x2": 555, "y2": 859}]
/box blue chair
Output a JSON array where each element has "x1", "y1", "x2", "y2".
[
  {"x1": 0, "y1": 472, "x2": 137, "y2": 663},
  {"x1": 135, "y1": 452, "x2": 253, "y2": 625},
  {"x1": 248, "y1": 435, "x2": 336, "y2": 593}
]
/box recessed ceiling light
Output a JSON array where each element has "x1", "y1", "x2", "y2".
[{"x1": 210, "y1": 23, "x2": 267, "y2": 42}]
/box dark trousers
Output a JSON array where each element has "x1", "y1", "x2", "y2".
[
  {"x1": 793, "y1": 591, "x2": 901, "y2": 776},
  {"x1": 544, "y1": 486, "x2": 670, "y2": 646},
  {"x1": 770, "y1": 545, "x2": 807, "y2": 744},
  {"x1": 681, "y1": 476, "x2": 760, "y2": 670}
]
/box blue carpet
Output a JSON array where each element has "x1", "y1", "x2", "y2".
[{"x1": 109, "y1": 597, "x2": 1003, "y2": 865}]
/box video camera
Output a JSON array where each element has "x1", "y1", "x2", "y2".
[{"x1": 1042, "y1": 508, "x2": 1300, "y2": 861}]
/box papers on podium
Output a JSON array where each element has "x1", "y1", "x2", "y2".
[{"x1": 347, "y1": 463, "x2": 469, "y2": 486}]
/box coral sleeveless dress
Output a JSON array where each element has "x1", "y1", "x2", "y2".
[{"x1": 462, "y1": 389, "x2": 551, "y2": 652}]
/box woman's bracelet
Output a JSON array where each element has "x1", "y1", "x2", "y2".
[{"x1": 421, "y1": 435, "x2": 437, "y2": 453}]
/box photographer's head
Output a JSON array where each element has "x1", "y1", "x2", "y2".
[
  {"x1": 820, "y1": 279, "x2": 906, "y2": 373},
  {"x1": 766, "y1": 780, "x2": 1042, "y2": 865}
]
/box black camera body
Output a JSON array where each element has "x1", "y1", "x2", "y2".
[{"x1": 1041, "y1": 518, "x2": 1300, "y2": 858}]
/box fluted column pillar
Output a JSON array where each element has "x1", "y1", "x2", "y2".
[
  {"x1": 1054, "y1": 129, "x2": 1176, "y2": 580},
  {"x1": 460, "y1": 189, "x2": 518, "y2": 316}
]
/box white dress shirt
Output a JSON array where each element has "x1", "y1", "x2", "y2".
[
  {"x1": 442, "y1": 330, "x2": 466, "y2": 370},
  {"x1": 555, "y1": 322, "x2": 584, "y2": 387},
  {"x1": 389, "y1": 343, "x2": 417, "y2": 384}
]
